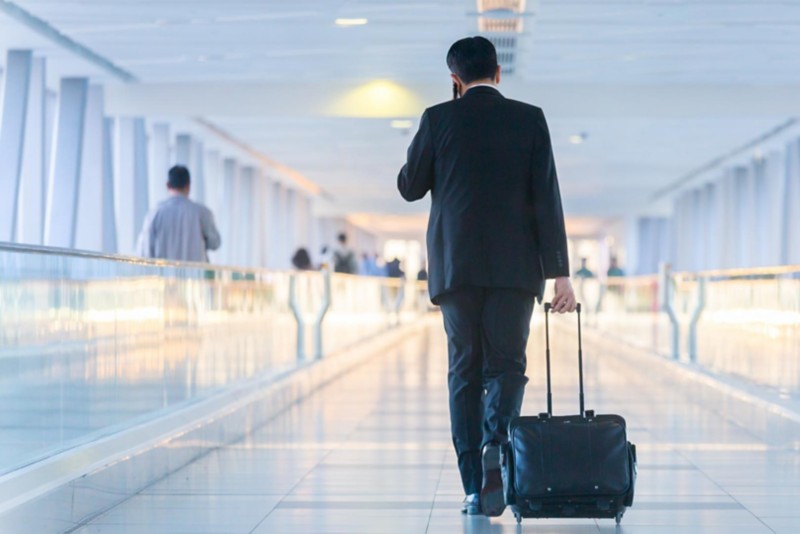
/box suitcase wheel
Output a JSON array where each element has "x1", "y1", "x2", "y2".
[{"x1": 615, "y1": 511, "x2": 624, "y2": 524}]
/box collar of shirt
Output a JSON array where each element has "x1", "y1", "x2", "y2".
[{"x1": 465, "y1": 83, "x2": 500, "y2": 95}]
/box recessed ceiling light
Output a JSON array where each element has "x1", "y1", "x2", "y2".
[
  {"x1": 335, "y1": 18, "x2": 368, "y2": 27},
  {"x1": 390, "y1": 120, "x2": 413, "y2": 129},
  {"x1": 569, "y1": 133, "x2": 587, "y2": 144}
]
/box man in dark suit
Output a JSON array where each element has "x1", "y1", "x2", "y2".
[{"x1": 397, "y1": 36, "x2": 577, "y2": 517}]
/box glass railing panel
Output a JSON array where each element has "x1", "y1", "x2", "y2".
[
  {"x1": 588, "y1": 265, "x2": 800, "y2": 397},
  {"x1": 0, "y1": 246, "x2": 301, "y2": 474},
  {"x1": 692, "y1": 268, "x2": 800, "y2": 396},
  {"x1": 0, "y1": 244, "x2": 429, "y2": 475}
]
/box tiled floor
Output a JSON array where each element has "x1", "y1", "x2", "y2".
[{"x1": 75, "y1": 317, "x2": 800, "y2": 533}]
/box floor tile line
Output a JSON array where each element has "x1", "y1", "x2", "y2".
[
  {"x1": 424, "y1": 448, "x2": 448, "y2": 533},
  {"x1": 676, "y1": 449, "x2": 779, "y2": 534}
]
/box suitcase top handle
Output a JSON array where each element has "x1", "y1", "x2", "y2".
[{"x1": 542, "y1": 302, "x2": 585, "y2": 418}]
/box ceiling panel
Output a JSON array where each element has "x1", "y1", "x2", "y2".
[{"x1": 3, "y1": 0, "x2": 799, "y2": 229}]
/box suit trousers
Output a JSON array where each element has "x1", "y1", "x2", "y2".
[{"x1": 438, "y1": 287, "x2": 535, "y2": 495}]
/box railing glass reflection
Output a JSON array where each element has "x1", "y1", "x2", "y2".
[
  {"x1": 583, "y1": 265, "x2": 800, "y2": 396},
  {"x1": 0, "y1": 244, "x2": 425, "y2": 475}
]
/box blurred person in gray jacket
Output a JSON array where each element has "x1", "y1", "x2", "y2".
[{"x1": 137, "y1": 165, "x2": 221, "y2": 262}]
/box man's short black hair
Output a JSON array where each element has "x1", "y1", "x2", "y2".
[
  {"x1": 168, "y1": 165, "x2": 191, "y2": 190},
  {"x1": 337, "y1": 232, "x2": 347, "y2": 244},
  {"x1": 446, "y1": 36, "x2": 498, "y2": 84}
]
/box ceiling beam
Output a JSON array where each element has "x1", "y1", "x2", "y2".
[{"x1": 106, "y1": 81, "x2": 800, "y2": 119}]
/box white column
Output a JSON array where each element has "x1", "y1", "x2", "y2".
[
  {"x1": 271, "y1": 181, "x2": 285, "y2": 269},
  {"x1": 114, "y1": 117, "x2": 149, "y2": 255},
  {"x1": 733, "y1": 166, "x2": 753, "y2": 268},
  {"x1": 239, "y1": 166, "x2": 255, "y2": 267},
  {"x1": 175, "y1": 133, "x2": 191, "y2": 165},
  {"x1": 718, "y1": 169, "x2": 737, "y2": 269},
  {"x1": 43, "y1": 89, "x2": 56, "y2": 200},
  {"x1": 0, "y1": 50, "x2": 32, "y2": 241},
  {"x1": 285, "y1": 188, "x2": 298, "y2": 263},
  {"x1": 75, "y1": 84, "x2": 105, "y2": 251},
  {"x1": 764, "y1": 151, "x2": 786, "y2": 266},
  {"x1": 702, "y1": 183, "x2": 718, "y2": 271},
  {"x1": 45, "y1": 78, "x2": 88, "y2": 248},
  {"x1": 101, "y1": 118, "x2": 117, "y2": 253},
  {"x1": 192, "y1": 140, "x2": 206, "y2": 205},
  {"x1": 16, "y1": 56, "x2": 45, "y2": 245},
  {"x1": 253, "y1": 171, "x2": 269, "y2": 267},
  {"x1": 251, "y1": 168, "x2": 268, "y2": 267},
  {"x1": 784, "y1": 138, "x2": 800, "y2": 264},
  {"x1": 149, "y1": 122, "x2": 170, "y2": 207},
  {"x1": 689, "y1": 189, "x2": 704, "y2": 272},
  {"x1": 222, "y1": 158, "x2": 239, "y2": 266},
  {"x1": 175, "y1": 133, "x2": 205, "y2": 204},
  {"x1": 204, "y1": 149, "x2": 221, "y2": 214},
  {"x1": 752, "y1": 158, "x2": 769, "y2": 267}
]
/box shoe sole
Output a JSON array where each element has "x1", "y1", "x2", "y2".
[{"x1": 481, "y1": 446, "x2": 506, "y2": 517}]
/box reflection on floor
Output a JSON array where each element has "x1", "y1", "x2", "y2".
[{"x1": 74, "y1": 319, "x2": 800, "y2": 533}]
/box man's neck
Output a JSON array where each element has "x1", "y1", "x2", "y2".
[
  {"x1": 169, "y1": 190, "x2": 189, "y2": 198},
  {"x1": 462, "y1": 79, "x2": 497, "y2": 95}
]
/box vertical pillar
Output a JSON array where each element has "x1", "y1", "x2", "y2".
[
  {"x1": 702, "y1": 183, "x2": 718, "y2": 271},
  {"x1": 101, "y1": 118, "x2": 117, "y2": 253},
  {"x1": 690, "y1": 189, "x2": 704, "y2": 272},
  {"x1": 175, "y1": 133, "x2": 191, "y2": 164},
  {"x1": 271, "y1": 181, "x2": 285, "y2": 269},
  {"x1": 192, "y1": 140, "x2": 205, "y2": 204},
  {"x1": 764, "y1": 151, "x2": 785, "y2": 266},
  {"x1": 286, "y1": 188, "x2": 298, "y2": 263},
  {"x1": 149, "y1": 122, "x2": 170, "y2": 207},
  {"x1": 133, "y1": 119, "x2": 149, "y2": 236},
  {"x1": 222, "y1": 158, "x2": 239, "y2": 266},
  {"x1": 254, "y1": 171, "x2": 270, "y2": 267},
  {"x1": 175, "y1": 133, "x2": 205, "y2": 203},
  {"x1": 784, "y1": 139, "x2": 800, "y2": 264},
  {"x1": 44, "y1": 77, "x2": 88, "y2": 248},
  {"x1": 43, "y1": 89, "x2": 57, "y2": 200},
  {"x1": 115, "y1": 117, "x2": 149, "y2": 255},
  {"x1": 752, "y1": 157, "x2": 769, "y2": 267},
  {"x1": 239, "y1": 166, "x2": 255, "y2": 267},
  {"x1": 204, "y1": 150, "x2": 221, "y2": 214},
  {"x1": 75, "y1": 84, "x2": 105, "y2": 251},
  {"x1": 0, "y1": 50, "x2": 32, "y2": 241},
  {"x1": 16, "y1": 56, "x2": 45, "y2": 245},
  {"x1": 733, "y1": 166, "x2": 752, "y2": 269},
  {"x1": 718, "y1": 170, "x2": 737, "y2": 269}
]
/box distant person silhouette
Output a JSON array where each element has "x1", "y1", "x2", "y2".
[
  {"x1": 137, "y1": 165, "x2": 220, "y2": 262},
  {"x1": 575, "y1": 257, "x2": 595, "y2": 278},
  {"x1": 607, "y1": 256, "x2": 625, "y2": 277},
  {"x1": 332, "y1": 233, "x2": 358, "y2": 274},
  {"x1": 292, "y1": 248, "x2": 313, "y2": 270}
]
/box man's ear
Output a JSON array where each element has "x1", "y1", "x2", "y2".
[
  {"x1": 450, "y1": 73, "x2": 463, "y2": 95},
  {"x1": 495, "y1": 65, "x2": 502, "y2": 85}
]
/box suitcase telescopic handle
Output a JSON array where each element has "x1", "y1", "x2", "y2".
[{"x1": 543, "y1": 302, "x2": 584, "y2": 417}]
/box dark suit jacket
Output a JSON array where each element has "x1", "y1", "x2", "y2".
[{"x1": 397, "y1": 86, "x2": 569, "y2": 304}]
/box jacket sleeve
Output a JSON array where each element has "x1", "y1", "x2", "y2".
[
  {"x1": 531, "y1": 108, "x2": 570, "y2": 279},
  {"x1": 397, "y1": 110, "x2": 435, "y2": 201},
  {"x1": 201, "y1": 207, "x2": 222, "y2": 251}
]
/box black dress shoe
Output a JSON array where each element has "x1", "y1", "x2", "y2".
[
  {"x1": 461, "y1": 493, "x2": 481, "y2": 515},
  {"x1": 480, "y1": 443, "x2": 506, "y2": 517}
]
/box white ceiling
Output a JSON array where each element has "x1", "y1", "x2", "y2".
[{"x1": 3, "y1": 0, "x2": 800, "y2": 234}]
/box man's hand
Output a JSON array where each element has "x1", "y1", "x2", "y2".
[{"x1": 552, "y1": 277, "x2": 577, "y2": 313}]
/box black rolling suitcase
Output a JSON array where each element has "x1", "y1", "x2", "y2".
[{"x1": 502, "y1": 303, "x2": 637, "y2": 525}]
